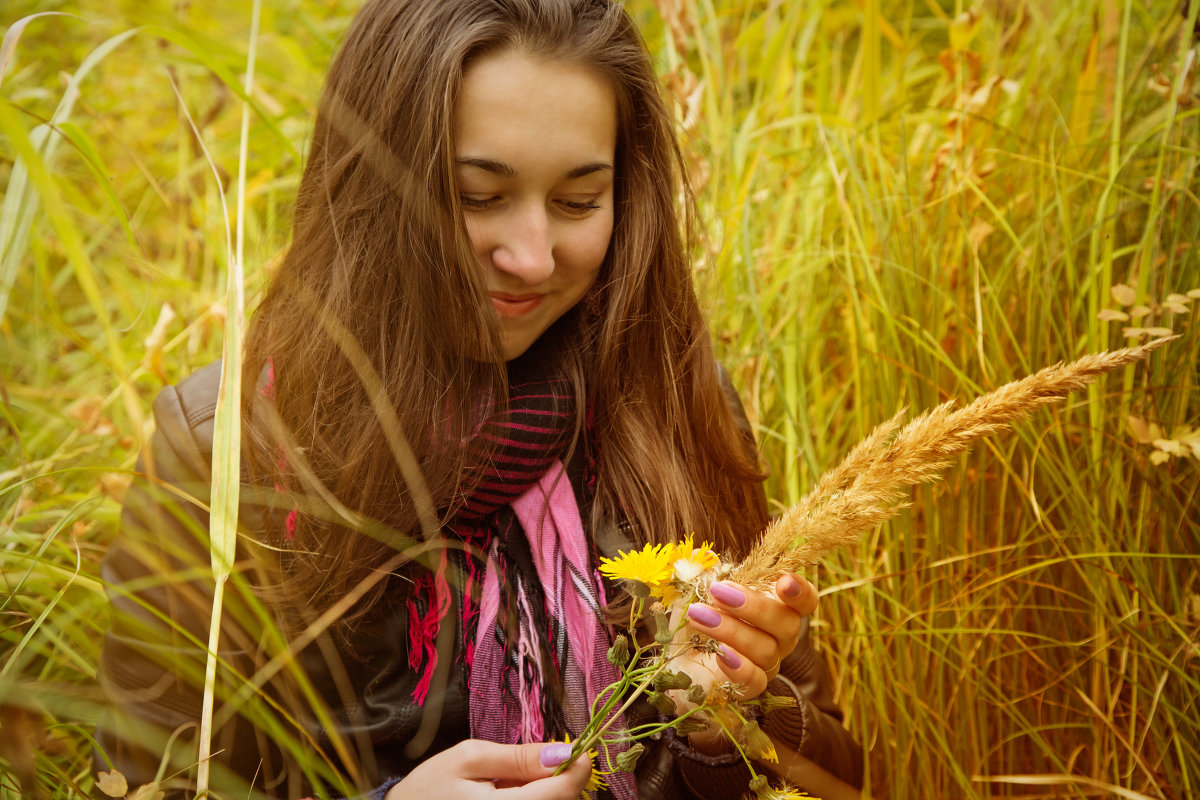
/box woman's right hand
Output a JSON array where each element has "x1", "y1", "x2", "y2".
[{"x1": 385, "y1": 740, "x2": 592, "y2": 799}]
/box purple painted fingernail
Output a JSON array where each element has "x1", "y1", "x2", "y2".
[
  {"x1": 718, "y1": 645, "x2": 743, "y2": 670},
  {"x1": 540, "y1": 742, "x2": 572, "y2": 767},
  {"x1": 708, "y1": 582, "x2": 746, "y2": 608},
  {"x1": 687, "y1": 604, "x2": 722, "y2": 628},
  {"x1": 782, "y1": 576, "x2": 804, "y2": 598}
]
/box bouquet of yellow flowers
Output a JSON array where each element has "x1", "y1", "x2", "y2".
[{"x1": 559, "y1": 534, "x2": 801, "y2": 797}]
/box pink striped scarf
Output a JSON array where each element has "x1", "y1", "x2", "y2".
[
  {"x1": 403, "y1": 373, "x2": 635, "y2": 798},
  {"x1": 468, "y1": 461, "x2": 635, "y2": 799}
]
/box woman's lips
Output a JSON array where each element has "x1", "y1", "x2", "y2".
[{"x1": 490, "y1": 293, "x2": 543, "y2": 318}]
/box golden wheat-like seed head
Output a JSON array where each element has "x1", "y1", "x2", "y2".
[{"x1": 729, "y1": 337, "x2": 1176, "y2": 590}]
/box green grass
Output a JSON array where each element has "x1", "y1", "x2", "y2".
[{"x1": 3, "y1": 1, "x2": 1198, "y2": 798}]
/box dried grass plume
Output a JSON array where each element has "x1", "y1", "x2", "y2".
[{"x1": 731, "y1": 337, "x2": 1177, "y2": 589}]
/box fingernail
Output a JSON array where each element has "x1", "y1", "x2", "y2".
[
  {"x1": 540, "y1": 742, "x2": 572, "y2": 767},
  {"x1": 687, "y1": 604, "x2": 722, "y2": 628},
  {"x1": 708, "y1": 582, "x2": 745, "y2": 608},
  {"x1": 718, "y1": 645, "x2": 742, "y2": 670},
  {"x1": 782, "y1": 576, "x2": 804, "y2": 598}
]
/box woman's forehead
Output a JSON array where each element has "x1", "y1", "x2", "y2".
[{"x1": 454, "y1": 49, "x2": 618, "y2": 179}]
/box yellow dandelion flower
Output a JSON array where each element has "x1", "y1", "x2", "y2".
[
  {"x1": 757, "y1": 781, "x2": 811, "y2": 799},
  {"x1": 584, "y1": 771, "x2": 608, "y2": 795},
  {"x1": 749, "y1": 774, "x2": 812, "y2": 799},
  {"x1": 562, "y1": 735, "x2": 610, "y2": 799},
  {"x1": 582, "y1": 761, "x2": 608, "y2": 796},
  {"x1": 669, "y1": 533, "x2": 720, "y2": 582},
  {"x1": 598, "y1": 543, "x2": 673, "y2": 590},
  {"x1": 656, "y1": 581, "x2": 681, "y2": 607}
]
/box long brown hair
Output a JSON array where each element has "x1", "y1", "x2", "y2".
[{"x1": 242, "y1": 0, "x2": 768, "y2": 623}]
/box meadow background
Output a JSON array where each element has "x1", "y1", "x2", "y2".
[{"x1": 2, "y1": 0, "x2": 1197, "y2": 798}]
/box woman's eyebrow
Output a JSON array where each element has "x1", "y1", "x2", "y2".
[
  {"x1": 456, "y1": 157, "x2": 516, "y2": 177},
  {"x1": 565, "y1": 162, "x2": 614, "y2": 179},
  {"x1": 455, "y1": 157, "x2": 613, "y2": 180}
]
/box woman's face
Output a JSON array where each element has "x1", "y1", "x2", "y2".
[{"x1": 454, "y1": 48, "x2": 617, "y2": 361}]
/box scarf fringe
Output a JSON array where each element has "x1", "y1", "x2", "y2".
[{"x1": 406, "y1": 550, "x2": 451, "y2": 706}]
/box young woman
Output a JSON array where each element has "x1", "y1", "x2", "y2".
[{"x1": 96, "y1": 1, "x2": 863, "y2": 798}]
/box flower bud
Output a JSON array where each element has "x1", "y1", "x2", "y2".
[
  {"x1": 653, "y1": 610, "x2": 673, "y2": 644},
  {"x1": 647, "y1": 690, "x2": 676, "y2": 716},
  {"x1": 606, "y1": 634, "x2": 630, "y2": 668},
  {"x1": 672, "y1": 714, "x2": 711, "y2": 736},
  {"x1": 629, "y1": 581, "x2": 650, "y2": 599},
  {"x1": 758, "y1": 692, "x2": 798, "y2": 714},
  {"x1": 748, "y1": 774, "x2": 769, "y2": 795},
  {"x1": 687, "y1": 684, "x2": 707, "y2": 704},
  {"x1": 653, "y1": 670, "x2": 692, "y2": 692},
  {"x1": 741, "y1": 720, "x2": 778, "y2": 763},
  {"x1": 614, "y1": 742, "x2": 645, "y2": 772}
]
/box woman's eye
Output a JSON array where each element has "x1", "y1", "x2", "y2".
[
  {"x1": 460, "y1": 194, "x2": 499, "y2": 210},
  {"x1": 558, "y1": 199, "x2": 602, "y2": 216}
]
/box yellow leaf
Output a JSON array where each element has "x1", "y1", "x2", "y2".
[
  {"x1": 1127, "y1": 416, "x2": 1152, "y2": 444},
  {"x1": 1150, "y1": 451, "x2": 1172, "y2": 465},
  {"x1": 1153, "y1": 439, "x2": 1186, "y2": 457},
  {"x1": 1166, "y1": 293, "x2": 1191, "y2": 304},
  {"x1": 68, "y1": 396, "x2": 106, "y2": 433},
  {"x1": 1171, "y1": 427, "x2": 1200, "y2": 460},
  {"x1": 98, "y1": 473, "x2": 131, "y2": 502},
  {"x1": 96, "y1": 771, "x2": 128, "y2": 798},
  {"x1": 1143, "y1": 327, "x2": 1175, "y2": 337},
  {"x1": 1129, "y1": 305, "x2": 1152, "y2": 319},
  {"x1": 1122, "y1": 327, "x2": 1146, "y2": 338},
  {"x1": 1097, "y1": 309, "x2": 1129, "y2": 322},
  {"x1": 128, "y1": 784, "x2": 164, "y2": 800},
  {"x1": 949, "y1": 10, "x2": 983, "y2": 52},
  {"x1": 968, "y1": 220, "x2": 995, "y2": 252},
  {"x1": 1110, "y1": 284, "x2": 1137, "y2": 305},
  {"x1": 142, "y1": 303, "x2": 177, "y2": 384},
  {"x1": 1187, "y1": 288, "x2": 1200, "y2": 299}
]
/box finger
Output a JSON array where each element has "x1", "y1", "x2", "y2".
[
  {"x1": 685, "y1": 602, "x2": 778, "y2": 670},
  {"x1": 493, "y1": 750, "x2": 592, "y2": 799},
  {"x1": 453, "y1": 740, "x2": 569, "y2": 784},
  {"x1": 774, "y1": 573, "x2": 819, "y2": 618},
  {"x1": 703, "y1": 582, "x2": 806, "y2": 655},
  {"x1": 710, "y1": 644, "x2": 768, "y2": 698}
]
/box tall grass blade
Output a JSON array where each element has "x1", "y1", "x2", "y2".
[
  {"x1": 0, "y1": 25, "x2": 140, "y2": 325},
  {"x1": 195, "y1": 0, "x2": 259, "y2": 793}
]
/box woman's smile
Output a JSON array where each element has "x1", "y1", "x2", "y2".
[{"x1": 489, "y1": 292, "x2": 545, "y2": 318}]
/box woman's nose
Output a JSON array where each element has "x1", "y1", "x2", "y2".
[{"x1": 490, "y1": 206, "x2": 554, "y2": 285}]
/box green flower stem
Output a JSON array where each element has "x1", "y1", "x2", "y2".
[
  {"x1": 564, "y1": 649, "x2": 677, "y2": 767},
  {"x1": 555, "y1": 591, "x2": 731, "y2": 775},
  {"x1": 618, "y1": 705, "x2": 712, "y2": 740}
]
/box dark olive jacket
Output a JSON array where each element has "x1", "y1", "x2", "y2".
[{"x1": 96, "y1": 361, "x2": 863, "y2": 799}]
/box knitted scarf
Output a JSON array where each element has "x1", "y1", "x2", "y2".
[{"x1": 404, "y1": 364, "x2": 635, "y2": 799}]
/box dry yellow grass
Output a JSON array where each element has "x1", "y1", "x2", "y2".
[{"x1": 731, "y1": 337, "x2": 1177, "y2": 590}]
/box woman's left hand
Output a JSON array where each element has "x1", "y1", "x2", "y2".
[{"x1": 682, "y1": 573, "x2": 818, "y2": 699}]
